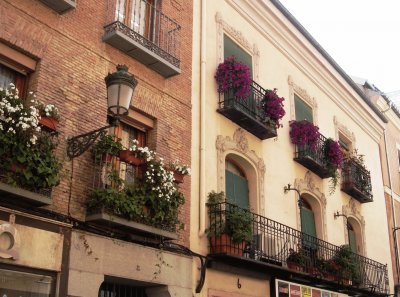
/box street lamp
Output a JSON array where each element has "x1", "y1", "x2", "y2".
[{"x1": 66, "y1": 65, "x2": 138, "y2": 159}]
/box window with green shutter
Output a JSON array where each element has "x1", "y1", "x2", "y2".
[
  {"x1": 224, "y1": 34, "x2": 253, "y2": 77},
  {"x1": 225, "y1": 161, "x2": 249, "y2": 209},
  {"x1": 294, "y1": 94, "x2": 313, "y2": 122},
  {"x1": 348, "y1": 224, "x2": 358, "y2": 253}
]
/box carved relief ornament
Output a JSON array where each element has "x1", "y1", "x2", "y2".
[
  {"x1": 333, "y1": 116, "x2": 356, "y2": 146},
  {"x1": 342, "y1": 199, "x2": 366, "y2": 255}
]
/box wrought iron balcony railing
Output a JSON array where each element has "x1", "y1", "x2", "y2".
[
  {"x1": 341, "y1": 158, "x2": 373, "y2": 203},
  {"x1": 293, "y1": 130, "x2": 333, "y2": 178},
  {"x1": 208, "y1": 202, "x2": 388, "y2": 295},
  {"x1": 103, "y1": 0, "x2": 181, "y2": 77},
  {"x1": 217, "y1": 80, "x2": 277, "y2": 140}
]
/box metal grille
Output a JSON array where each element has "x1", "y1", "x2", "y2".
[
  {"x1": 99, "y1": 281, "x2": 148, "y2": 297},
  {"x1": 341, "y1": 158, "x2": 373, "y2": 201},
  {"x1": 208, "y1": 202, "x2": 389, "y2": 295}
]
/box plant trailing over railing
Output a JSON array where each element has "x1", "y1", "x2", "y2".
[
  {"x1": 91, "y1": 134, "x2": 123, "y2": 161},
  {"x1": 87, "y1": 142, "x2": 187, "y2": 230},
  {"x1": 0, "y1": 84, "x2": 62, "y2": 192},
  {"x1": 261, "y1": 88, "x2": 286, "y2": 128},
  {"x1": 289, "y1": 120, "x2": 320, "y2": 151},
  {"x1": 215, "y1": 56, "x2": 252, "y2": 98},
  {"x1": 324, "y1": 138, "x2": 344, "y2": 194}
]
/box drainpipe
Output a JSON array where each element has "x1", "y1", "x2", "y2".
[
  {"x1": 198, "y1": 0, "x2": 207, "y2": 236},
  {"x1": 383, "y1": 128, "x2": 400, "y2": 284}
]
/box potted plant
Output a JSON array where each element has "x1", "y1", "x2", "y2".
[
  {"x1": 0, "y1": 84, "x2": 62, "y2": 195},
  {"x1": 324, "y1": 138, "x2": 344, "y2": 194},
  {"x1": 92, "y1": 135, "x2": 123, "y2": 162},
  {"x1": 286, "y1": 248, "x2": 308, "y2": 272},
  {"x1": 119, "y1": 139, "x2": 152, "y2": 166},
  {"x1": 37, "y1": 102, "x2": 60, "y2": 131},
  {"x1": 215, "y1": 56, "x2": 252, "y2": 98},
  {"x1": 289, "y1": 120, "x2": 320, "y2": 151},
  {"x1": 261, "y1": 88, "x2": 286, "y2": 129},
  {"x1": 206, "y1": 191, "x2": 252, "y2": 256},
  {"x1": 169, "y1": 160, "x2": 191, "y2": 184},
  {"x1": 316, "y1": 258, "x2": 338, "y2": 281},
  {"x1": 332, "y1": 245, "x2": 361, "y2": 285}
]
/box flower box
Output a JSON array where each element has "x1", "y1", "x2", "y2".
[
  {"x1": 287, "y1": 261, "x2": 305, "y2": 272},
  {"x1": 119, "y1": 150, "x2": 145, "y2": 166},
  {"x1": 209, "y1": 234, "x2": 246, "y2": 256},
  {"x1": 39, "y1": 116, "x2": 59, "y2": 131},
  {"x1": 173, "y1": 171, "x2": 185, "y2": 183}
]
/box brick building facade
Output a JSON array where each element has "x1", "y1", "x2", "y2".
[{"x1": 0, "y1": 0, "x2": 193, "y2": 296}]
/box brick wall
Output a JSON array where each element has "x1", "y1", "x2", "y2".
[{"x1": 0, "y1": 0, "x2": 192, "y2": 246}]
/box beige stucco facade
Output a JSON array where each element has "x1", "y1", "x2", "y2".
[{"x1": 191, "y1": 0, "x2": 394, "y2": 296}]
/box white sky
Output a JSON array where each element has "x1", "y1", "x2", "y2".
[{"x1": 278, "y1": 0, "x2": 400, "y2": 95}]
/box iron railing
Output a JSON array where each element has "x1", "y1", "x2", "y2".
[
  {"x1": 293, "y1": 130, "x2": 333, "y2": 178},
  {"x1": 218, "y1": 79, "x2": 268, "y2": 123},
  {"x1": 208, "y1": 202, "x2": 388, "y2": 294},
  {"x1": 111, "y1": 0, "x2": 180, "y2": 67},
  {"x1": 341, "y1": 158, "x2": 373, "y2": 202}
]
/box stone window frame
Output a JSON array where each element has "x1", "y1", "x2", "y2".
[
  {"x1": 333, "y1": 115, "x2": 357, "y2": 151},
  {"x1": 287, "y1": 76, "x2": 318, "y2": 125},
  {"x1": 215, "y1": 12, "x2": 260, "y2": 82},
  {"x1": 216, "y1": 128, "x2": 265, "y2": 216},
  {"x1": 342, "y1": 200, "x2": 366, "y2": 256}
]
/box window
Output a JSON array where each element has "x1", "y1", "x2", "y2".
[
  {"x1": 115, "y1": 0, "x2": 159, "y2": 42},
  {"x1": 294, "y1": 94, "x2": 313, "y2": 122},
  {"x1": 0, "y1": 267, "x2": 56, "y2": 297},
  {"x1": 0, "y1": 63, "x2": 27, "y2": 95},
  {"x1": 300, "y1": 199, "x2": 316, "y2": 238},
  {"x1": 348, "y1": 222, "x2": 357, "y2": 253},
  {"x1": 99, "y1": 281, "x2": 148, "y2": 297},
  {"x1": 338, "y1": 132, "x2": 352, "y2": 155},
  {"x1": 224, "y1": 34, "x2": 253, "y2": 76},
  {"x1": 225, "y1": 159, "x2": 249, "y2": 209},
  {"x1": 117, "y1": 122, "x2": 147, "y2": 184}
]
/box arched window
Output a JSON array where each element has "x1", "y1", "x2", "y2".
[
  {"x1": 225, "y1": 159, "x2": 249, "y2": 209},
  {"x1": 300, "y1": 198, "x2": 317, "y2": 239}
]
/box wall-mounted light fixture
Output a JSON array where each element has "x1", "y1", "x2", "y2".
[
  {"x1": 283, "y1": 183, "x2": 303, "y2": 209},
  {"x1": 66, "y1": 65, "x2": 138, "y2": 159}
]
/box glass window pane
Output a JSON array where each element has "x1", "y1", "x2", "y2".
[
  {"x1": 0, "y1": 268, "x2": 55, "y2": 297},
  {"x1": 224, "y1": 34, "x2": 253, "y2": 77},
  {"x1": 294, "y1": 94, "x2": 313, "y2": 122},
  {"x1": 0, "y1": 64, "x2": 16, "y2": 90}
]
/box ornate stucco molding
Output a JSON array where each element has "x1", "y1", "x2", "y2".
[
  {"x1": 288, "y1": 76, "x2": 318, "y2": 125},
  {"x1": 333, "y1": 116, "x2": 356, "y2": 146},
  {"x1": 215, "y1": 12, "x2": 260, "y2": 82},
  {"x1": 216, "y1": 128, "x2": 265, "y2": 215},
  {"x1": 342, "y1": 199, "x2": 366, "y2": 255},
  {"x1": 294, "y1": 171, "x2": 327, "y2": 240}
]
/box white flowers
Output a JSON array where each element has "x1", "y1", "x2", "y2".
[
  {"x1": 0, "y1": 83, "x2": 42, "y2": 144},
  {"x1": 170, "y1": 159, "x2": 191, "y2": 175}
]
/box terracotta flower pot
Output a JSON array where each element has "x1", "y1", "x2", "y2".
[
  {"x1": 209, "y1": 234, "x2": 245, "y2": 256},
  {"x1": 119, "y1": 150, "x2": 145, "y2": 166},
  {"x1": 39, "y1": 116, "x2": 58, "y2": 131},
  {"x1": 287, "y1": 261, "x2": 305, "y2": 272},
  {"x1": 173, "y1": 171, "x2": 185, "y2": 183}
]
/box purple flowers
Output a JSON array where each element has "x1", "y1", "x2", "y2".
[
  {"x1": 215, "y1": 56, "x2": 252, "y2": 98},
  {"x1": 325, "y1": 139, "x2": 343, "y2": 169},
  {"x1": 289, "y1": 120, "x2": 320, "y2": 151},
  {"x1": 262, "y1": 89, "x2": 285, "y2": 128}
]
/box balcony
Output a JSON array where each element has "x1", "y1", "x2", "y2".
[
  {"x1": 207, "y1": 202, "x2": 388, "y2": 296},
  {"x1": 38, "y1": 0, "x2": 76, "y2": 13},
  {"x1": 103, "y1": 0, "x2": 181, "y2": 77},
  {"x1": 293, "y1": 132, "x2": 333, "y2": 178},
  {"x1": 341, "y1": 158, "x2": 373, "y2": 203},
  {"x1": 85, "y1": 150, "x2": 185, "y2": 240},
  {"x1": 217, "y1": 80, "x2": 277, "y2": 140}
]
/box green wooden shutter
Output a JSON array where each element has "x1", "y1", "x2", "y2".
[
  {"x1": 300, "y1": 207, "x2": 317, "y2": 238},
  {"x1": 224, "y1": 35, "x2": 253, "y2": 77},
  {"x1": 225, "y1": 170, "x2": 249, "y2": 209},
  {"x1": 348, "y1": 229, "x2": 357, "y2": 253},
  {"x1": 295, "y1": 95, "x2": 313, "y2": 122}
]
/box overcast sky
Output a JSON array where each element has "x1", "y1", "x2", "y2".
[{"x1": 278, "y1": 0, "x2": 400, "y2": 96}]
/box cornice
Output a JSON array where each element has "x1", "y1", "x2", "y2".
[{"x1": 227, "y1": 0, "x2": 385, "y2": 142}]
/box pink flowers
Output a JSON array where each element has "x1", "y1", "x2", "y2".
[
  {"x1": 289, "y1": 120, "x2": 320, "y2": 151},
  {"x1": 215, "y1": 56, "x2": 252, "y2": 98},
  {"x1": 262, "y1": 89, "x2": 285, "y2": 128},
  {"x1": 325, "y1": 139, "x2": 343, "y2": 169}
]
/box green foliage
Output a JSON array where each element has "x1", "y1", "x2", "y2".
[
  {"x1": 206, "y1": 191, "x2": 252, "y2": 244},
  {"x1": 333, "y1": 244, "x2": 362, "y2": 283},
  {"x1": 91, "y1": 135, "x2": 123, "y2": 159},
  {"x1": 287, "y1": 248, "x2": 308, "y2": 266}
]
